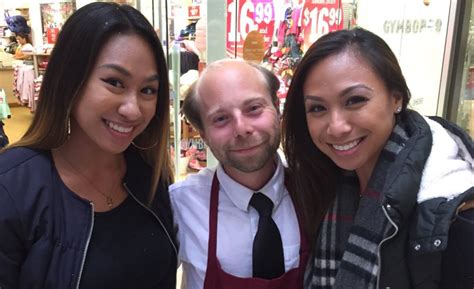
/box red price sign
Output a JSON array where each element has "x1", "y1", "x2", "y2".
[
  {"x1": 301, "y1": 0, "x2": 344, "y2": 50},
  {"x1": 226, "y1": 0, "x2": 275, "y2": 58}
]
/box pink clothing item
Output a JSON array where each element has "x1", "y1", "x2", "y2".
[
  {"x1": 289, "y1": 6, "x2": 302, "y2": 35},
  {"x1": 15, "y1": 66, "x2": 35, "y2": 110},
  {"x1": 277, "y1": 21, "x2": 287, "y2": 46}
]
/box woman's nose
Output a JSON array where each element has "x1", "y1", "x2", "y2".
[
  {"x1": 118, "y1": 92, "x2": 142, "y2": 120},
  {"x1": 327, "y1": 111, "x2": 351, "y2": 137}
]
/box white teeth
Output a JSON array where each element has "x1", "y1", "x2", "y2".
[
  {"x1": 332, "y1": 139, "x2": 360, "y2": 151},
  {"x1": 106, "y1": 121, "x2": 133, "y2": 133}
]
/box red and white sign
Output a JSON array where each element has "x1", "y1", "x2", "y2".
[
  {"x1": 226, "y1": 0, "x2": 275, "y2": 58},
  {"x1": 301, "y1": 0, "x2": 344, "y2": 50},
  {"x1": 188, "y1": 5, "x2": 200, "y2": 18},
  {"x1": 47, "y1": 27, "x2": 60, "y2": 44}
]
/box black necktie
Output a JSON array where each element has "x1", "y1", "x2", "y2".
[{"x1": 249, "y1": 192, "x2": 285, "y2": 279}]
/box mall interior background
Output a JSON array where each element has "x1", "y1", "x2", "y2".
[{"x1": 0, "y1": 0, "x2": 473, "y2": 177}]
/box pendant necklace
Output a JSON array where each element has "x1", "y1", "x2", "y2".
[{"x1": 57, "y1": 150, "x2": 118, "y2": 208}]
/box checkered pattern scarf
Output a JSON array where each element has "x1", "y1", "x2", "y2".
[{"x1": 306, "y1": 122, "x2": 409, "y2": 289}]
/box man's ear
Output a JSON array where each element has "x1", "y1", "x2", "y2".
[
  {"x1": 198, "y1": 129, "x2": 206, "y2": 143},
  {"x1": 275, "y1": 99, "x2": 281, "y2": 115}
]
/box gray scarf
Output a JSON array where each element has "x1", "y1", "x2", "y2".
[{"x1": 306, "y1": 121, "x2": 409, "y2": 289}]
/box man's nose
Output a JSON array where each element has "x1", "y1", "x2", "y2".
[{"x1": 234, "y1": 114, "x2": 253, "y2": 137}]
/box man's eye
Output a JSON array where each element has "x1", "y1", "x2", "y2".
[
  {"x1": 213, "y1": 116, "x2": 227, "y2": 124},
  {"x1": 248, "y1": 105, "x2": 262, "y2": 113}
]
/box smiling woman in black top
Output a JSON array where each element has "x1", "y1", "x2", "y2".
[{"x1": 0, "y1": 3, "x2": 177, "y2": 288}]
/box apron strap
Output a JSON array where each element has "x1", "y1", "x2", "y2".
[{"x1": 207, "y1": 173, "x2": 220, "y2": 267}]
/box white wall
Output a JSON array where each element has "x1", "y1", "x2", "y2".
[
  {"x1": 75, "y1": 0, "x2": 94, "y2": 9},
  {"x1": 139, "y1": 0, "x2": 154, "y2": 26},
  {"x1": 357, "y1": 0, "x2": 451, "y2": 115}
]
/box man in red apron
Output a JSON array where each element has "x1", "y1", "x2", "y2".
[{"x1": 170, "y1": 60, "x2": 308, "y2": 289}]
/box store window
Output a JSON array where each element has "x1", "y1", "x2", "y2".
[
  {"x1": 160, "y1": 0, "x2": 207, "y2": 178},
  {"x1": 357, "y1": 0, "x2": 454, "y2": 117},
  {"x1": 453, "y1": 3, "x2": 474, "y2": 136},
  {"x1": 225, "y1": 0, "x2": 353, "y2": 112}
]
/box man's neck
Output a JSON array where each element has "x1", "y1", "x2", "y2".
[{"x1": 222, "y1": 156, "x2": 277, "y2": 191}]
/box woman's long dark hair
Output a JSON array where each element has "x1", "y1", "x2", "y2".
[
  {"x1": 282, "y1": 27, "x2": 411, "y2": 240},
  {"x1": 9, "y1": 2, "x2": 173, "y2": 202}
]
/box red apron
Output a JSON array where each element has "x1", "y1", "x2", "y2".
[{"x1": 203, "y1": 173, "x2": 309, "y2": 289}]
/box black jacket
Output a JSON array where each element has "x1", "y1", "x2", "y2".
[
  {"x1": 0, "y1": 147, "x2": 178, "y2": 289},
  {"x1": 377, "y1": 112, "x2": 474, "y2": 289}
]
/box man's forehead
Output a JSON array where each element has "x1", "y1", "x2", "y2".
[{"x1": 202, "y1": 61, "x2": 259, "y2": 80}]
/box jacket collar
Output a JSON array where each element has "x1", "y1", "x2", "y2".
[
  {"x1": 381, "y1": 111, "x2": 474, "y2": 253},
  {"x1": 381, "y1": 110, "x2": 433, "y2": 224},
  {"x1": 417, "y1": 116, "x2": 474, "y2": 203}
]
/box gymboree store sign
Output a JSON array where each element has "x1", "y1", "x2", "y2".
[{"x1": 383, "y1": 18, "x2": 443, "y2": 34}]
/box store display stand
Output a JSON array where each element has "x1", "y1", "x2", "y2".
[{"x1": 24, "y1": 52, "x2": 50, "y2": 78}]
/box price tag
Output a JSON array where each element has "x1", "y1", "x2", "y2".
[
  {"x1": 301, "y1": 1, "x2": 344, "y2": 50},
  {"x1": 226, "y1": 0, "x2": 275, "y2": 58}
]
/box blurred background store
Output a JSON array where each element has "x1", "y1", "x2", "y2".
[{"x1": 0, "y1": 0, "x2": 473, "y2": 179}]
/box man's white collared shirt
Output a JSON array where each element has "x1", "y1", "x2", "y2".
[{"x1": 169, "y1": 155, "x2": 301, "y2": 289}]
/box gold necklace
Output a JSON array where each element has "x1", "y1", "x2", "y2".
[{"x1": 57, "y1": 150, "x2": 120, "y2": 208}]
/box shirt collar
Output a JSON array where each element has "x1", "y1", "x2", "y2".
[{"x1": 216, "y1": 154, "x2": 286, "y2": 212}]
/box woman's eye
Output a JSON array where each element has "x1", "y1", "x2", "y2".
[
  {"x1": 102, "y1": 78, "x2": 124, "y2": 88},
  {"x1": 306, "y1": 104, "x2": 326, "y2": 113},
  {"x1": 141, "y1": 87, "x2": 158, "y2": 95},
  {"x1": 346, "y1": 96, "x2": 368, "y2": 106}
]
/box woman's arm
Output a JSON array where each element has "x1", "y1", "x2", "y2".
[
  {"x1": 157, "y1": 259, "x2": 177, "y2": 289},
  {"x1": 441, "y1": 202, "x2": 474, "y2": 289},
  {"x1": 13, "y1": 50, "x2": 26, "y2": 60},
  {"x1": 13, "y1": 44, "x2": 33, "y2": 60},
  {"x1": 0, "y1": 185, "x2": 26, "y2": 289}
]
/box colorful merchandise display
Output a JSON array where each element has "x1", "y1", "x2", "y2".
[{"x1": 225, "y1": 0, "x2": 349, "y2": 108}]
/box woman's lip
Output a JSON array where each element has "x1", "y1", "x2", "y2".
[
  {"x1": 331, "y1": 138, "x2": 362, "y2": 151},
  {"x1": 329, "y1": 137, "x2": 364, "y2": 155},
  {"x1": 103, "y1": 119, "x2": 136, "y2": 135}
]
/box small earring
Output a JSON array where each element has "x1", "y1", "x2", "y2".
[
  {"x1": 67, "y1": 117, "x2": 71, "y2": 137},
  {"x1": 395, "y1": 106, "x2": 402, "y2": 114}
]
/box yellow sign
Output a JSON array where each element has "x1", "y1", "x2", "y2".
[{"x1": 243, "y1": 30, "x2": 265, "y2": 63}]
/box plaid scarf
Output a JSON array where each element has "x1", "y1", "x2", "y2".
[{"x1": 306, "y1": 121, "x2": 409, "y2": 289}]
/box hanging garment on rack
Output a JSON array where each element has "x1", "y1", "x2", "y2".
[
  {"x1": 0, "y1": 89, "x2": 11, "y2": 120},
  {"x1": 14, "y1": 65, "x2": 35, "y2": 110}
]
